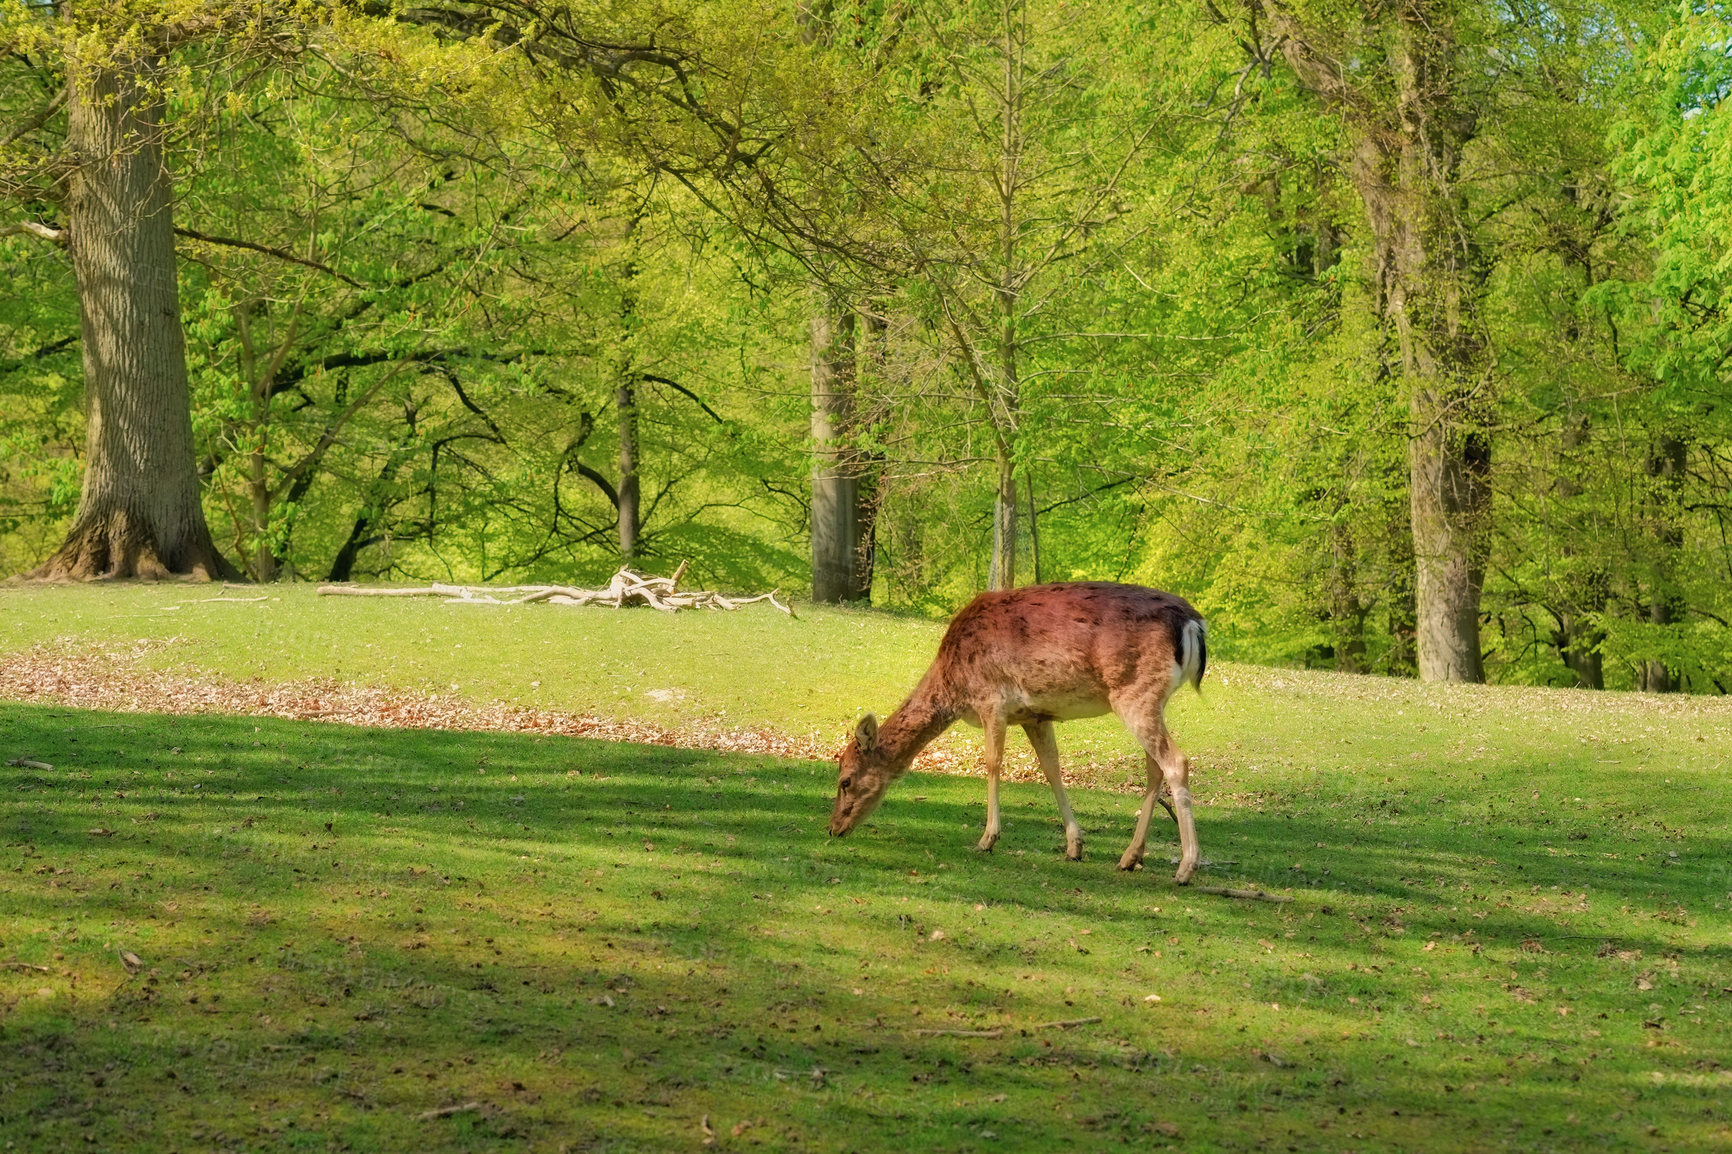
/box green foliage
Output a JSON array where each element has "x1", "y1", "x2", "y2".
[{"x1": 2, "y1": 0, "x2": 1731, "y2": 689}]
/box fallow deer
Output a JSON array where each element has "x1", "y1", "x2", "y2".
[{"x1": 828, "y1": 582, "x2": 1206, "y2": 883}]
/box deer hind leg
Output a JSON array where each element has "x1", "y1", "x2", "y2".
[
  {"x1": 1117, "y1": 748, "x2": 1166, "y2": 872},
  {"x1": 1025, "y1": 721, "x2": 1082, "y2": 860},
  {"x1": 977, "y1": 714, "x2": 1006, "y2": 852},
  {"x1": 1119, "y1": 711, "x2": 1200, "y2": 884}
]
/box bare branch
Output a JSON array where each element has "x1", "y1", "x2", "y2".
[
  {"x1": 0, "y1": 85, "x2": 69, "y2": 149},
  {"x1": 0, "y1": 220, "x2": 67, "y2": 244},
  {"x1": 174, "y1": 227, "x2": 362, "y2": 286}
]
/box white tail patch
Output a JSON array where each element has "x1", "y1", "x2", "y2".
[{"x1": 1179, "y1": 618, "x2": 1206, "y2": 692}]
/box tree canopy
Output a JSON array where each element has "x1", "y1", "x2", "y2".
[{"x1": 3, "y1": 0, "x2": 1729, "y2": 691}]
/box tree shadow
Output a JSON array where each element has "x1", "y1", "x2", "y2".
[{"x1": 1, "y1": 701, "x2": 1725, "y2": 1152}]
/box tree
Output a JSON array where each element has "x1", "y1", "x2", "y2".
[
  {"x1": 1241, "y1": 0, "x2": 1498, "y2": 681},
  {"x1": 0, "y1": 4, "x2": 259, "y2": 578}
]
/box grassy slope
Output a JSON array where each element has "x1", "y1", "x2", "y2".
[{"x1": 1, "y1": 584, "x2": 1730, "y2": 1152}]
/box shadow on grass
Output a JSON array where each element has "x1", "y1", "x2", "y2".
[{"x1": 3, "y1": 701, "x2": 1728, "y2": 1153}]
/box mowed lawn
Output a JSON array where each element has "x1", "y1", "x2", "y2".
[{"x1": 1, "y1": 586, "x2": 1730, "y2": 1152}]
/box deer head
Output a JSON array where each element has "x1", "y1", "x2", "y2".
[{"x1": 829, "y1": 713, "x2": 898, "y2": 836}]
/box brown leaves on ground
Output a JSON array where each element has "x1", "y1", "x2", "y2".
[{"x1": 0, "y1": 642, "x2": 1013, "y2": 780}]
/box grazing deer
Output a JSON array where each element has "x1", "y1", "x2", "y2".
[{"x1": 828, "y1": 582, "x2": 1206, "y2": 883}]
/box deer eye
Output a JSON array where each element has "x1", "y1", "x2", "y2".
[{"x1": 839, "y1": 777, "x2": 853, "y2": 791}]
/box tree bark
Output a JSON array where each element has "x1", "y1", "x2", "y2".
[
  {"x1": 1328, "y1": 518, "x2": 1367, "y2": 673},
  {"x1": 1551, "y1": 416, "x2": 1605, "y2": 690},
  {"x1": 617, "y1": 375, "x2": 640, "y2": 563},
  {"x1": 31, "y1": 60, "x2": 235, "y2": 581},
  {"x1": 810, "y1": 305, "x2": 864, "y2": 602},
  {"x1": 1639, "y1": 435, "x2": 1687, "y2": 692},
  {"x1": 988, "y1": 445, "x2": 1017, "y2": 591}
]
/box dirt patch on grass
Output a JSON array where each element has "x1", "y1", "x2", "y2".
[{"x1": 0, "y1": 640, "x2": 1023, "y2": 778}]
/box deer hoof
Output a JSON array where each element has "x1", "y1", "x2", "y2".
[
  {"x1": 1173, "y1": 861, "x2": 1196, "y2": 885},
  {"x1": 1117, "y1": 850, "x2": 1142, "y2": 872},
  {"x1": 976, "y1": 833, "x2": 998, "y2": 853},
  {"x1": 1066, "y1": 843, "x2": 1084, "y2": 862}
]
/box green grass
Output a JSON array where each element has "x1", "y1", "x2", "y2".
[{"x1": 2, "y1": 585, "x2": 1731, "y2": 1152}]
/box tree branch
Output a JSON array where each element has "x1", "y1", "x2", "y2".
[
  {"x1": 1, "y1": 220, "x2": 67, "y2": 245},
  {"x1": 572, "y1": 461, "x2": 620, "y2": 509},
  {"x1": 174, "y1": 227, "x2": 362, "y2": 286},
  {"x1": 641, "y1": 373, "x2": 725, "y2": 423},
  {"x1": 0, "y1": 85, "x2": 69, "y2": 149}
]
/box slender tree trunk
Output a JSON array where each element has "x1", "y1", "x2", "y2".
[
  {"x1": 32, "y1": 62, "x2": 236, "y2": 580},
  {"x1": 987, "y1": 0, "x2": 1022, "y2": 593},
  {"x1": 1639, "y1": 435, "x2": 1687, "y2": 692},
  {"x1": 617, "y1": 376, "x2": 640, "y2": 563},
  {"x1": 1328, "y1": 519, "x2": 1367, "y2": 673},
  {"x1": 988, "y1": 445, "x2": 1016, "y2": 591},
  {"x1": 1552, "y1": 415, "x2": 1605, "y2": 689},
  {"x1": 810, "y1": 305, "x2": 861, "y2": 602},
  {"x1": 1557, "y1": 601, "x2": 1606, "y2": 690},
  {"x1": 1026, "y1": 470, "x2": 1041, "y2": 585},
  {"x1": 847, "y1": 311, "x2": 888, "y2": 602}
]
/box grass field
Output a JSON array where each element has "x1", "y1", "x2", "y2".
[{"x1": 2, "y1": 583, "x2": 1730, "y2": 1152}]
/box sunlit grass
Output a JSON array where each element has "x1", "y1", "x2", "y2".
[{"x1": 2, "y1": 585, "x2": 1731, "y2": 1151}]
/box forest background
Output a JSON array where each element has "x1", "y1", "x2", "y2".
[{"x1": 3, "y1": 0, "x2": 1732, "y2": 694}]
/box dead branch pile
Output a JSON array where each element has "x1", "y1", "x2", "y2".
[{"x1": 316, "y1": 563, "x2": 795, "y2": 616}]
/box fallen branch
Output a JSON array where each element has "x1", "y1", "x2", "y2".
[
  {"x1": 1193, "y1": 886, "x2": 1292, "y2": 903},
  {"x1": 416, "y1": 1101, "x2": 481, "y2": 1121},
  {"x1": 911, "y1": 1027, "x2": 1005, "y2": 1038},
  {"x1": 318, "y1": 566, "x2": 795, "y2": 617},
  {"x1": 6, "y1": 757, "x2": 53, "y2": 770},
  {"x1": 1030, "y1": 1016, "x2": 1103, "y2": 1030},
  {"x1": 2, "y1": 960, "x2": 51, "y2": 972}
]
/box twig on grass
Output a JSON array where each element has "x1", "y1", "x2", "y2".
[
  {"x1": 1030, "y1": 1016, "x2": 1103, "y2": 1030},
  {"x1": 416, "y1": 1101, "x2": 482, "y2": 1121},
  {"x1": 1192, "y1": 886, "x2": 1292, "y2": 903},
  {"x1": 2, "y1": 960, "x2": 50, "y2": 972},
  {"x1": 6, "y1": 757, "x2": 53, "y2": 770}
]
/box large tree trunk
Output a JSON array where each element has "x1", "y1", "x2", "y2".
[
  {"x1": 811, "y1": 305, "x2": 873, "y2": 602},
  {"x1": 1356, "y1": 11, "x2": 1488, "y2": 681},
  {"x1": 1389, "y1": 15, "x2": 1488, "y2": 683},
  {"x1": 1271, "y1": 2, "x2": 1489, "y2": 681},
  {"x1": 1408, "y1": 398, "x2": 1489, "y2": 682},
  {"x1": 32, "y1": 62, "x2": 235, "y2": 581}
]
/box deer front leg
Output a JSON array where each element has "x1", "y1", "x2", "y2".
[
  {"x1": 977, "y1": 715, "x2": 1005, "y2": 852},
  {"x1": 1025, "y1": 721, "x2": 1082, "y2": 860}
]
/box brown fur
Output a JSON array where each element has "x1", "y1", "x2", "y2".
[{"x1": 828, "y1": 582, "x2": 1206, "y2": 882}]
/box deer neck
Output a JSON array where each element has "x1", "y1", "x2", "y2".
[{"x1": 879, "y1": 679, "x2": 958, "y2": 771}]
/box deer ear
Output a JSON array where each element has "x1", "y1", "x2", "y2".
[{"x1": 855, "y1": 713, "x2": 879, "y2": 752}]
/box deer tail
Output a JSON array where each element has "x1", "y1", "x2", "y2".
[{"x1": 1179, "y1": 616, "x2": 1207, "y2": 693}]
